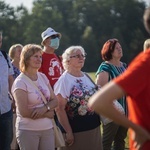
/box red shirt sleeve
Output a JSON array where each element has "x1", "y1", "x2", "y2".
[{"x1": 114, "y1": 51, "x2": 150, "y2": 98}]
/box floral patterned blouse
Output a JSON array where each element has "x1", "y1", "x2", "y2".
[
  {"x1": 12, "y1": 63, "x2": 20, "y2": 79},
  {"x1": 54, "y1": 71, "x2": 100, "y2": 133}
]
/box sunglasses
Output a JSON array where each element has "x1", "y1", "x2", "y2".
[
  {"x1": 70, "y1": 54, "x2": 87, "y2": 59},
  {"x1": 50, "y1": 34, "x2": 59, "y2": 39}
]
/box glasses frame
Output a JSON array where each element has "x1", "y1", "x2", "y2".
[{"x1": 70, "y1": 53, "x2": 87, "y2": 59}]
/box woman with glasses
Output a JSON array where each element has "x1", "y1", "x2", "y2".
[
  {"x1": 95, "y1": 39, "x2": 128, "y2": 150},
  {"x1": 54, "y1": 46, "x2": 102, "y2": 150}
]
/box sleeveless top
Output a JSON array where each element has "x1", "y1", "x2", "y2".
[{"x1": 96, "y1": 61, "x2": 128, "y2": 114}]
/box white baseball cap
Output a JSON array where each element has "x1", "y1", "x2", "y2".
[{"x1": 41, "y1": 27, "x2": 61, "y2": 45}]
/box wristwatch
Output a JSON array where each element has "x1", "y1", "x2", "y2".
[{"x1": 46, "y1": 104, "x2": 50, "y2": 111}]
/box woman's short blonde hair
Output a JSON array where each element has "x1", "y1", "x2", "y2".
[
  {"x1": 20, "y1": 44, "x2": 43, "y2": 72},
  {"x1": 62, "y1": 46, "x2": 86, "y2": 70},
  {"x1": 143, "y1": 39, "x2": 150, "y2": 52},
  {"x1": 8, "y1": 44, "x2": 23, "y2": 60}
]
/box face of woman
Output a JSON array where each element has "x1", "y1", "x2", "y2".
[
  {"x1": 111, "y1": 42, "x2": 123, "y2": 59},
  {"x1": 15, "y1": 46, "x2": 22, "y2": 59},
  {"x1": 28, "y1": 51, "x2": 42, "y2": 70},
  {"x1": 69, "y1": 50, "x2": 86, "y2": 69}
]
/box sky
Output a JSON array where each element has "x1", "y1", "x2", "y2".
[
  {"x1": 5, "y1": 0, "x2": 33, "y2": 10},
  {"x1": 4, "y1": 0, "x2": 150, "y2": 10}
]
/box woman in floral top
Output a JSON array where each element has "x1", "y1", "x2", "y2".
[
  {"x1": 9, "y1": 44, "x2": 23, "y2": 79},
  {"x1": 54, "y1": 46, "x2": 102, "y2": 150}
]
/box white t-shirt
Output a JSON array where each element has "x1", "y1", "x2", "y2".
[
  {"x1": 11, "y1": 72, "x2": 53, "y2": 131},
  {"x1": 54, "y1": 71, "x2": 95, "y2": 100}
]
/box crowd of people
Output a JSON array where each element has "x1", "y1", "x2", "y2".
[{"x1": 0, "y1": 6, "x2": 150, "y2": 150}]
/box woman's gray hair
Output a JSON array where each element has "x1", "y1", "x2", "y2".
[{"x1": 62, "y1": 46, "x2": 86, "y2": 70}]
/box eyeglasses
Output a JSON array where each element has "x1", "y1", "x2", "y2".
[
  {"x1": 70, "y1": 54, "x2": 87, "y2": 59},
  {"x1": 50, "y1": 34, "x2": 59, "y2": 39}
]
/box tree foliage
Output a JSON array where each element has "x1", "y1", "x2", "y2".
[{"x1": 0, "y1": 0, "x2": 149, "y2": 71}]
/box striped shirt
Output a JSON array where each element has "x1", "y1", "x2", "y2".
[{"x1": 96, "y1": 61, "x2": 128, "y2": 114}]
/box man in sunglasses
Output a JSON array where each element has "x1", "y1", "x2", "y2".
[
  {"x1": 88, "y1": 7, "x2": 150, "y2": 150},
  {"x1": 39, "y1": 27, "x2": 63, "y2": 89}
]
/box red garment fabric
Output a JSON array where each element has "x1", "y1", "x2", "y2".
[
  {"x1": 39, "y1": 52, "x2": 63, "y2": 88},
  {"x1": 114, "y1": 51, "x2": 150, "y2": 150}
]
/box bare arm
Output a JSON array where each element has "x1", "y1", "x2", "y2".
[
  {"x1": 31, "y1": 83, "x2": 58, "y2": 119},
  {"x1": 96, "y1": 71, "x2": 109, "y2": 87},
  {"x1": 88, "y1": 81, "x2": 150, "y2": 149},
  {"x1": 55, "y1": 94, "x2": 74, "y2": 146},
  {"x1": 14, "y1": 88, "x2": 55, "y2": 119},
  {"x1": 14, "y1": 89, "x2": 33, "y2": 117}
]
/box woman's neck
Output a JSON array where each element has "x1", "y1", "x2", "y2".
[
  {"x1": 24, "y1": 69, "x2": 38, "y2": 81},
  {"x1": 12, "y1": 59, "x2": 20, "y2": 69},
  {"x1": 67, "y1": 69, "x2": 83, "y2": 77},
  {"x1": 107, "y1": 59, "x2": 121, "y2": 67}
]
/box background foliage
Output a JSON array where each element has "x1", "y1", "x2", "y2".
[{"x1": 0, "y1": 0, "x2": 149, "y2": 72}]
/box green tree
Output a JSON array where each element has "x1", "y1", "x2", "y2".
[{"x1": 0, "y1": 0, "x2": 149, "y2": 71}]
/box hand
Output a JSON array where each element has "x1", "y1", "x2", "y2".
[
  {"x1": 131, "y1": 125, "x2": 150, "y2": 150},
  {"x1": 31, "y1": 106, "x2": 47, "y2": 119},
  {"x1": 45, "y1": 110, "x2": 55, "y2": 118},
  {"x1": 65, "y1": 132, "x2": 74, "y2": 146}
]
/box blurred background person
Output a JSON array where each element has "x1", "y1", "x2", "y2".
[
  {"x1": 11, "y1": 44, "x2": 58, "y2": 150},
  {"x1": 143, "y1": 38, "x2": 150, "y2": 52},
  {"x1": 54, "y1": 46, "x2": 102, "y2": 150},
  {"x1": 95, "y1": 38, "x2": 128, "y2": 150},
  {"x1": 9, "y1": 43, "x2": 23, "y2": 150},
  {"x1": 0, "y1": 32, "x2": 14, "y2": 150},
  {"x1": 9, "y1": 44, "x2": 23, "y2": 79}
]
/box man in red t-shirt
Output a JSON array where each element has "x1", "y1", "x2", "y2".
[
  {"x1": 88, "y1": 7, "x2": 150, "y2": 150},
  {"x1": 39, "y1": 27, "x2": 63, "y2": 88}
]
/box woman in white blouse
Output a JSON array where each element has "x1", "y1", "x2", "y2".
[{"x1": 54, "y1": 46, "x2": 102, "y2": 150}]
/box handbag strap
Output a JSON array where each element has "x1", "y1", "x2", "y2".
[
  {"x1": 22, "y1": 73, "x2": 47, "y2": 104},
  {"x1": 84, "y1": 72, "x2": 98, "y2": 90}
]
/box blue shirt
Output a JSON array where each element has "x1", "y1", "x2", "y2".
[{"x1": 0, "y1": 51, "x2": 14, "y2": 114}]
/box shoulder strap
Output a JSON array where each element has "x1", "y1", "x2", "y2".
[
  {"x1": 84, "y1": 72, "x2": 98, "y2": 90},
  {"x1": 22, "y1": 73, "x2": 47, "y2": 104},
  {"x1": 1, "y1": 50, "x2": 10, "y2": 68}
]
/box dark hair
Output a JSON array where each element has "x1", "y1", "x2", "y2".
[{"x1": 101, "y1": 39, "x2": 118, "y2": 61}]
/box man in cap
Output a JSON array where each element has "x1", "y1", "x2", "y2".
[
  {"x1": 39, "y1": 27, "x2": 63, "y2": 88},
  {"x1": 88, "y1": 7, "x2": 150, "y2": 150}
]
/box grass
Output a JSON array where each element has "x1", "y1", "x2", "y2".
[
  {"x1": 88, "y1": 72, "x2": 129, "y2": 149},
  {"x1": 88, "y1": 72, "x2": 96, "y2": 81}
]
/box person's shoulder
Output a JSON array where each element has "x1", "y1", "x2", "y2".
[
  {"x1": 127, "y1": 51, "x2": 150, "y2": 70},
  {"x1": 134, "y1": 51, "x2": 150, "y2": 62},
  {"x1": 99, "y1": 61, "x2": 111, "y2": 70},
  {"x1": 37, "y1": 72, "x2": 49, "y2": 80},
  {"x1": 13, "y1": 73, "x2": 26, "y2": 85}
]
